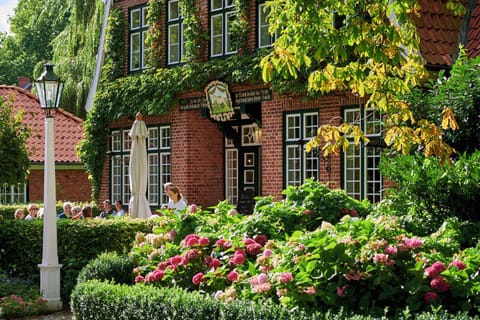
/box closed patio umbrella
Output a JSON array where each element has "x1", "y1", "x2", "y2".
[{"x1": 128, "y1": 112, "x2": 152, "y2": 219}]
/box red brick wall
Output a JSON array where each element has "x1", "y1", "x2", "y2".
[
  {"x1": 107, "y1": 1, "x2": 384, "y2": 208},
  {"x1": 28, "y1": 168, "x2": 91, "y2": 203}
]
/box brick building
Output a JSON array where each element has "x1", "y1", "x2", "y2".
[
  {"x1": 97, "y1": 0, "x2": 476, "y2": 211},
  {"x1": 0, "y1": 85, "x2": 91, "y2": 204}
]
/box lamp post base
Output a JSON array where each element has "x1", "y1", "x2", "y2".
[{"x1": 38, "y1": 263, "x2": 63, "y2": 311}]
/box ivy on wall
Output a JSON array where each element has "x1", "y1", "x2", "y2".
[{"x1": 78, "y1": 0, "x2": 273, "y2": 200}]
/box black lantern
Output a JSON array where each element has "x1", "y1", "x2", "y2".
[{"x1": 35, "y1": 63, "x2": 64, "y2": 117}]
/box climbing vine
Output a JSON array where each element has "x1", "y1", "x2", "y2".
[
  {"x1": 146, "y1": 0, "x2": 164, "y2": 69},
  {"x1": 180, "y1": 0, "x2": 206, "y2": 62},
  {"x1": 230, "y1": 0, "x2": 249, "y2": 51}
]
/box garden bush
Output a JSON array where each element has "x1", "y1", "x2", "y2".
[
  {"x1": 126, "y1": 182, "x2": 480, "y2": 317},
  {"x1": 0, "y1": 217, "x2": 163, "y2": 303},
  {"x1": 379, "y1": 151, "x2": 480, "y2": 236},
  {"x1": 71, "y1": 279, "x2": 480, "y2": 319},
  {"x1": 77, "y1": 251, "x2": 134, "y2": 285}
]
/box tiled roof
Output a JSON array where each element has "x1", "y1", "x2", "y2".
[
  {"x1": 414, "y1": 0, "x2": 465, "y2": 68},
  {"x1": 0, "y1": 85, "x2": 84, "y2": 164},
  {"x1": 466, "y1": 0, "x2": 480, "y2": 57}
]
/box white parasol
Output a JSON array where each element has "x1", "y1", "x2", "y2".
[{"x1": 128, "y1": 112, "x2": 152, "y2": 219}]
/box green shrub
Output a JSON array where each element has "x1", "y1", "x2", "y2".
[
  {"x1": 0, "y1": 217, "x2": 162, "y2": 304},
  {"x1": 71, "y1": 280, "x2": 480, "y2": 320},
  {"x1": 77, "y1": 252, "x2": 134, "y2": 285},
  {"x1": 379, "y1": 152, "x2": 480, "y2": 235}
]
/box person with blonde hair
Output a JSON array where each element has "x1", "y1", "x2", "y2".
[
  {"x1": 25, "y1": 204, "x2": 39, "y2": 220},
  {"x1": 14, "y1": 208, "x2": 24, "y2": 220}
]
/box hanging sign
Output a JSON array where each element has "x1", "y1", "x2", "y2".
[{"x1": 204, "y1": 80, "x2": 234, "y2": 121}]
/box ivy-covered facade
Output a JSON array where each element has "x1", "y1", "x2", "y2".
[{"x1": 81, "y1": 0, "x2": 466, "y2": 210}]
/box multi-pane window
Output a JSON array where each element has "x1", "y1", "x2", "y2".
[
  {"x1": 284, "y1": 111, "x2": 319, "y2": 187},
  {"x1": 110, "y1": 125, "x2": 171, "y2": 208},
  {"x1": 129, "y1": 5, "x2": 149, "y2": 72},
  {"x1": 225, "y1": 127, "x2": 238, "y2": 205},
  {"x1": 0, "y1": 183, "x2": 27, "y2": 204},
  {"x1": 257, "y1": 2, "x2": 277, "y2": 48},
  {"x1": 343, "y1": 108, "x2": 383, "y2": 202},
  {"x1": 167, "y1": 0, "x2": 185, "y2": 65},
  {"x1": 210, "y1": 0, "x2": 236, "y2": 57}
]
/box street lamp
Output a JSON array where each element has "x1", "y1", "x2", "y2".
[{"x1": 34, "y1": 63, "x2": 64, "y2": 311}]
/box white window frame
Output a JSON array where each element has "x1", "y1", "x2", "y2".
[
  {"x1": 0, "y1": 183, "x2": 27, "y2": 204},
  {"x1": 167, "y1": 0, "x2": 184, "y2": 65},
  {"x1": 284, "y1": 111, "x2": 319, "y2": 187},
  {"x1": 210, "y1": 0, "x2": 237, "y2": 57},
  {"x1": 129, "y1": 5, "x2": 149, "y2": 72},
  {"x1": 110, "y1": 125, "x2": 171, "y2": 208},
  {"x1": 343, "y1": 108, "x2": 383, "y2": 202},
  {"x1": 257, "y1": 2, "x2": 277, "y2": 48}
]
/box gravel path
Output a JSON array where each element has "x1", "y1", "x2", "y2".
[{"x1": 23, "y1": 309, "x2": 73, "y2": 320}]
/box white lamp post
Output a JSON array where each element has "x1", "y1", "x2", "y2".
[{"x1": 34, "y1": 63, "x2": 64, "y2": 311}]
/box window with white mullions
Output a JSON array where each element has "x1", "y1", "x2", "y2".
[
  {"x1": 110, "y1": 125, "x2": 171, "y2": 208},
  {"x1": 167, "y1": 0, "x2": 185, "y2": 65},
  {"x1": 129, "y1": 5, "x2": 149, "y2": 72},
  {"x1": 284, "y1": 111, "x2": 319, "y2": 187},
  {"x1": 257, "y1": 2, "x2": 277, "y2": 48},
  {"x1": 343, "y1": 107, "x2": 383, "y2": 202},
  {"x1": 0, "y1": 183, "x2": 27, "y2": 204},
  {"x1": 210, "y1": 0, "x2": 236, "y2": 57}
]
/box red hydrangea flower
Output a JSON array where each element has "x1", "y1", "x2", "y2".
[
  {"x1": 424, "y1": 291, "x2": 438, "y2": 304},
  {"x1": 192, "y1": 272, "x2": 206, "y2": 285},
  {"x1": 184, "y1": 234, "x2": 200, "y2": 247},
  {"x1": 280, "y1": 272, "x2": 293, "y2": 283},
  {"x1": 253, "y1": 234, "x2": 268, "y2": 246},
  {"x1": 449, "y1": 259, "x2": 466, "y2": 270},
  {"x1": 135, "y1": 275, "x2": 145, "y2": 284},
  {"x1": 424, "y1": 261, "x2": 446, "y2": 278},
  {"x1": 430, "y1": 276, "x2": 449, "y2": 293},
  {"x1": 227, "y1": 270, "x2": 239, "y2": 282},
  {"x1": 246, "y1": 242, "x2": 263, "y2": 256},
  {"x1": 199, "y1": 237, "x2": 210, "y2": 246}
]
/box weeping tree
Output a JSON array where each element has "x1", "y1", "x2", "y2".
[{"x1": 50, "y1": 0, "x2": 105, "y2": 119}]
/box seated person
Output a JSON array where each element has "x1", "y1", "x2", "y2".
[
  {"x1": 57, "y1": 202, "x2": 73, "y2": 219},
  {"x1": 167, "y1": 185, "x2": 187, "y2": 214},
  {"x1": 99, "y1": 200, "x2": 114, "y2": 218},
  {"x1": 113, "y1": 200, "x2": 126, "y2": 217},
  {"x1": 14, "y1": 208, "x2": 25, "y2": 220}
]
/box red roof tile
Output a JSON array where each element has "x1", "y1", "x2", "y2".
[
  {"x1": 414, "y1": 0, "x2": 465, "y2": 68},
  {"x1": 466, "y1": 0, "x2": 480, "y2": 57},
  {"x1": 0, "y1": 85, "x2": 84, "y2": 164}
]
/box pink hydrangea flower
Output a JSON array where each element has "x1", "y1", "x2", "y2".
[
  {"x1": 151, "y1": 268, "x2": 165, "y2": 281},
  {"x1": 189, "y1": 204, "x2": 197, "y2": 213},
  {"x1": 253, "y1": 235, "x2": 268, "y2": 246},
  {"x1": 135, "y1": 275, "x2": 145, "y2": 284},
  {"x1": 404, "y1": 237, "x2": 423, "y2": 249},
  {"x1": 336, "y1": 285, "x2": 348, "y2": 297},
  {"x1": 303, "y1": 286, "x2": 316, "y2": 295},
  {"x1": 184, "y1": 234, "x2": 200, "y2": 247},
  {"x1": 449, "y1": 259, "x2": 466, "y2": 270},
  {"x1": 199, "y1": 237, "x2": 210, "y2": 246},
  {"x1": 192, "y1": 272, "x2": 206, "y2": 285},
  {"x1": 424, "y1": 261, "x2": 446, "y2": 278},
  {"x1": 373, "y1": 253, "x2": 395, "y2": 266},
  {"x1": 230, "y1": 250, "x2": 246, "y2": 265},
  {"x1": 252, "y1": 282, "x2": 271, "y2": 293},
  {"x1": 384, "y1": 246, "x2": 398, "y2": 255},
  {"x1": 246, "y1": 242, "x2": 263, "y2": 256},
  {"x1": 424, "y1": 291, "x2": 438, "y2": 304},
  {"x1": 430, "y1": 276, "x2": 449, "y2": 293},
  {"x1": 263, "y1": 249, "x2": 273, "y2": 257},
  {"x1": 205, "y1": 256, "x2": 221, "y2": 269},
  {"x1": 227, "y1": 270, "x2": 239, "y2": 282},
  {"x1": 280, "y1": 272, "x2": 293, "y2": 283}
]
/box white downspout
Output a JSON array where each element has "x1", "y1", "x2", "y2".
[{"x1": 85, "y1": 0, "x2": 112, "y2": 112}]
